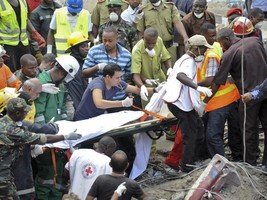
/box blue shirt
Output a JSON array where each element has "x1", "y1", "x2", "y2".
[
  {"x1": 74, "y1": 77, "x2": 128, "y2": 120},
  {"x1": 83, "y1": 43, "x2": 132, "y2": 100}
]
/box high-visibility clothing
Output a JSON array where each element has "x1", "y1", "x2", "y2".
[
  {"x1": 54, "y1": 7, "x2": 89, "y2": 57},
  {"x1": 0, "y1": 0, "x2": 28, "y2": 46},
  {"x1": 197, "y1": 42, "x2": 240, "y2": 112},
  {"x1": 0, "y1": 64, "x2": 21, "y2": 91}
]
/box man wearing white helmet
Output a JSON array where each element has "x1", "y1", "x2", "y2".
[{"x1": 33, "y1": 55, "x2": 79, "y2": 199}]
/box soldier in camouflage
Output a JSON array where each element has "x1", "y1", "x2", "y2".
[
  {"x1": 0, "y1": 98, "x2": 81, "y2": 200},
  {"x1": 98, "y1": 0, "x2": 139, "y2": 52}
]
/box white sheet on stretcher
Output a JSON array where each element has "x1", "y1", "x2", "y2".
[{"x1": 44, "y1": 110, "x2": 144, "y2": 149}]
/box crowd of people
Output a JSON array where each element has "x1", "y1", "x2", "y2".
[{"x1": 0, "y1": 0, "x2": 266, "y2": 199}]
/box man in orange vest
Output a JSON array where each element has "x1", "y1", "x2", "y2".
[{"x1": 198, "y1": 23, "x2": 241, "y2": 160}]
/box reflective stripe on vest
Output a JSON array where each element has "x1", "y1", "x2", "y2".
[
  {"x1": 197, "y1": 43, "x2": 240, "y2": 112},
  {"x1": 7, "y1": 74, "x2": 17, "y2": 84},
  {"x1": 36, "y1": 177, "x2": 66, "y2": 190},
  {"x1": 17, "y1": 187, "x2": 35, "y2": 195},
  {"x1": 0, "y1": 0, "x2": 29, "y2": 46},
  {"x1": 54, "y1": 7, "x2": 89, "y2": 57}
]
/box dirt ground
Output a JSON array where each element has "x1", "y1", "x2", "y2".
[{"x1": 138, "y1": 1, "x2": 267, "y2": 200}]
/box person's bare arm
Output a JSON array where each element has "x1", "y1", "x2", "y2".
[
  {"x1": 92, "y1": 88, "x2": 123, "y2": 109},
  {"x1": 198, "y1": 76, "x2": 214, "y2": 87},
  {"x1": 92, "y1": 25, "x2": 99, "y2": 38},
  {"x1": 177, "y1": 73, "x2": 198, "y2": 89},
  {"x1": 47, "y1": 29, "x2": 55, "y2": 46},
  {"x1": 163, "y1": 59, "x2": 172, "y2": 70},
  {"x1": 82, "y1": 64, "x2": 99, "y2": 78},
  {"x1": 125, "y1": 85, "x2": 154, "y2": 96},
  {"x1": 174, "y1": 20, "x2": 189, "y2": 44},
  {"x1": 133, "y1": 74, "x2": 144, "y2": 87}
]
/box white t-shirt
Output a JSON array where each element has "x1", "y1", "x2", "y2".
[
  {"x1": 50, "y1": 8, "x2": 93, "y2": 32},
  {"x1": 67, "y1": 149, "x2": 112, "y2": 200}
]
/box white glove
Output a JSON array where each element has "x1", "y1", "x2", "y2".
[
  {"x1": 121, "y1": 97, "x2": 133, "y2": 107},
  {"x1": 167, "y1": 68, "x2": 173, "y2": 76},
  {"x1": 94, "y1": 36, "x2": 99, "y2": 45},
  {"x1": 133, "y1": 11, "x2": 144, "y2": 23},
  {"x1": 46, "y1": 44, "x2": 52, "y2": 54},
  {"x1": 145, "y1": 79, "x2": 160, "y2": 86},
  {"x1": 140, "y1": 85, "x2": 148, "y2": 101},
  {"x1": 195, "y1": 101, "x2": 206, "y2": 117},
  {"x1": 98, "y1": 63, "x2": 107, "y2": 72},
  {"x1": 115, "y1": 182, "x2": 127, "y2": 197},
  {"x1": 154, "y1": 81, "x2": 166, "y2": 92},
  {"x1": 31, "y1": 145, "x2": 43, "y2": 158},
  {"x1": 63, "y1": 129, "x2": 82, "y2": 140},
  {"x1": 42, "y1": 83, "x2": 60, "y2": 94},
  {"x1": 197, "y1": 86, "x2": 212, "y2": 97}
]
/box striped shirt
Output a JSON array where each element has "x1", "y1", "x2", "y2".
[{"x1": 83, "y1": 43, "x2": 132, "y2": 100}]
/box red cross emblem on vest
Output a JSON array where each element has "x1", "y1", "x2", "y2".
[{"x1": 82, "y1": 163, "x2": 96, "y2": 179}]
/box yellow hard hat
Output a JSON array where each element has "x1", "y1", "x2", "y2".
[
  {"x1": 0, "y1": 88, "x2": 18, "y2": 113},
  {"x1": 65, "y1": 32, "x2": 89, "y2": 53}
]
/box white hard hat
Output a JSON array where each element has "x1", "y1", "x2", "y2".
[{"x1": 55, "y1": 55, "x2": 79, "y2": 83}]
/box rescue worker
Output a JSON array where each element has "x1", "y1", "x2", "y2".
[
  {"x1": 0, "y1": 97, "x2": 81, "y2": 200},
  {"x1": 47, "y1": 0, "x2": 92, "y2": 57},
  {"x1": 198, "y1": 23, "x2": 241, "y2": 160},
  {"x1": 98, "y1": 0, "x2": 139, "y2": 52},
  {"x1": 132, "y1": 27, "x2": 172, "y2": 104},
  {"x1": 64, "y1": 31, "x2": 89, "y2": 118},
  {"x1": 0, "y1": 0, "x2": 46, "y2": 72},
  {"x1": 91, "y1": 0, "x2": 128, "y2": 38},
  {"x1": 14, "y1": 54, "x2": 38, "y2": 83},
  {"x1": 34, "y1": 55, "x2": 80, "y2": 199},
  {"x1": 29, "y1": 0, "x2": 62, "y2": 55},
  {"x1": 68, "y1": 136, "x2": 117, "y2": 200},
  {"x1": 163, "y1": 35, "x2": 213, "y2": 172},
  {"x1": 205, "y1": 27, "x2": 267, "y2": 166},
  {"x1": 137, "y1": 0, "x2": 189, "y2": 65},
  {"x1": 0, "y1": 45, "x2": 21, "y2": 91}
]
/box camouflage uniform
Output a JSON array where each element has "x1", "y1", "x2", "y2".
[
  {"x1": 0, "y1": 98, "x2": 46, "y2": 200},
  {"x1": 99, "y1": 20, "x2": 139, "y2": 52}
]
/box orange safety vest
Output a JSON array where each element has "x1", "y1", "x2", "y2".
[{"x1": 197, "y1": 43, "x2": 240, "y2": 112}]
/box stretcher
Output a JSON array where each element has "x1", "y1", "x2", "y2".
[{"x1": 78, "y1": 116, "x2": 178, "y2": 147}]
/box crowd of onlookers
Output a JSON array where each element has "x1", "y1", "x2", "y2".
[{"x1": 0, "y1": 0, "x2": 267, "y2": 199}]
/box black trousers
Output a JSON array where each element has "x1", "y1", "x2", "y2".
[
  {"x1": 239, "y1": 99, "x2": 267, "y2": 165},
  {"x1": 167, "y1": 103, "x2": 205, "y2": 172}
]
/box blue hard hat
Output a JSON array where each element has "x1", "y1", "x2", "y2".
[{"x1": 67, "y1": 0, "x2": 83, "y2": 13}]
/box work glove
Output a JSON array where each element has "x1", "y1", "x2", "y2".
[
  {"x1": 122, "y1": 97, "x2": 133, "y2": 107},
  {"x1": 196, "y1": 86, "x2": 212, "y2": 97},
  {"x1": 48, "y1": 122, "x2": 59, "y2": 133},
  {"x1": 167, "y1": 68, "x2": 173, "y2": 77},
  {"x1": 115, "y1": 182, "x2": 127, "y2": 197},
  {"x1": 195, "y1": 101, "x2": 206, "y2": 117},
  {"x1": 31, "y1": 145, "x2": 43, "y2": 158},
  {"x1": 63, "y1": 129, "x2": 82, "y2": 140},
  {"x1": 35, "y1": 50, "x2": 43, "y2": 65},
  {"x1": 140, "y1": 85, "x2": 148, "y2": 101},
  {"x1": 154, "y1": 81, "x2": 166, "y2": 92},
  {"x1": 42, "y1": 83, "x2": 60, "y2": 94},
  {"x1": 145, "y1": 79, "x2": 160, "y2": 86},
  {"x1": 31, "y1": 31, "x2": 46, "y2": 49},
  {"x1": 133, "y1": 11, "x2": 144, "y2": 23},
  {"x1": 98, "y1": 63, "x2": 107, "y2": 72}
]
